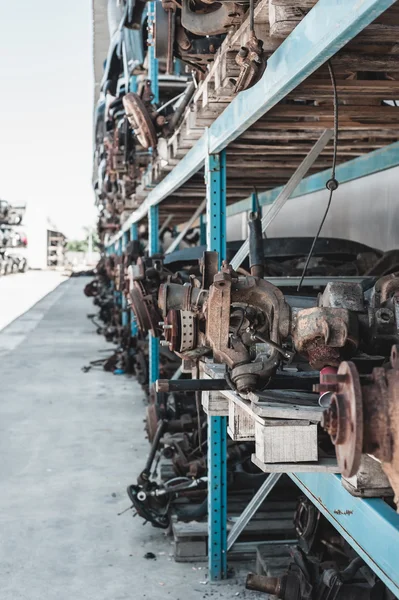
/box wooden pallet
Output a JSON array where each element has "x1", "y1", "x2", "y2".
[{"x1": 172, "y1": 500, "x2": 296, "y2": 562}]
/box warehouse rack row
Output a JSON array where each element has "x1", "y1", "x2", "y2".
[
  {"x1": 88, "y1": 1, "x2": 399, "y2": 597},
  {"x1": 0, "y1": 199, "x2": 27, "y2": 275}
]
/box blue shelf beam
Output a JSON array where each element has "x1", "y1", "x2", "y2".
[
  {"x1": 206, "y1": 147, "x2": 228, "y2": 581},
  {"x1": 290, "y1": 473, "x2": 399, "y2": 598},
  {"x1": 148, "y1": 205, "x2": 159, "y2": 383}
]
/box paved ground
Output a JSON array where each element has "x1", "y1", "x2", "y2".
[
  {"x1": 0, "y1": 278, "x2": 252, "y2": 600},
  {"x1": 0, "y1": 270, "x2": 67, "y2": 331}
]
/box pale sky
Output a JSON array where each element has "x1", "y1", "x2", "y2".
[{"x1": 0, "y1": 0, "x2": 97, "y2": 239}]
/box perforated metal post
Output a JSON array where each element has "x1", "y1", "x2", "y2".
[
  {"x1": 130, "y1": 223, "x2": 139, "y2": 337},
  {"x1": 147, "y1": 2, "x2": 159, "y2": 104},
  {"x1": 149, "y1": 206, "x2": 159, "y2": 383},
  {"x1": 121, "y1": 231, "x2": 129, "y2": 327},
  {"x1": 114, "y1": 239, "x2": 122, "y2": 306},
  {"x1": 205, "y1": 145, "x2": 227, "y2": 581},
  {"x1": 200, "y1": 214, "x2": 206, "y2": 246}
]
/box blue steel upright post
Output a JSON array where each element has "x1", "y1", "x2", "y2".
[
  {"x1": 121, "y1": 231, "x2": 129, "y2": 327},
  {"x1": 205, "y1": 143, "x2": 227, "y2": 581},
  {"x1": 114, "y1": 239, "x2": 122, "y2": 306},
  {"x1": 147, "y1": 2, "x2": 159, "y2": 104},
  {"x1": 130, "y1": 223, "x2": 139, "y2": 337},
  {"x1": 148, "y1": 206, "x2": 160, "y2": 383}
]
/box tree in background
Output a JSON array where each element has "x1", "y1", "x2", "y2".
[{"x1": 66, "y1": 227, "x2": 99, "y2": 253}]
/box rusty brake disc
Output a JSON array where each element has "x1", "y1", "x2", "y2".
[{"x1": 123, "y1": 92, "x2": 157, "y2": 150}]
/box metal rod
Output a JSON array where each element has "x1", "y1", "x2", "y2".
[
  {"x1": 166, "y1": 82, "x2": 196, "y2": 134},
  {"x1": 227, "y1": 473, "x2": 282, "y2": 550},
  {"x1": 142, "y1": 420, "x2": 166, "y2": 479},
  {"x1": 156, "y1": 378, "x2": 230, "y2": 393},
  {"x1": 165, "y1": 198, "x2": 206, "y2": 254},
  {"x1": 230, "y1": 129, "x2": 333, "y2": 270},
  {"x1": 166, "y1": 9, "x2": 174, "y2": 75},
  {"x1": 171, "y1": 366, "x2": 182, "y2": 380}
]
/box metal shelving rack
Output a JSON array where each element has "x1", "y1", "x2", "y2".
[{"x1": 105, "y1": 0, "x2": 399, "y2": 595}]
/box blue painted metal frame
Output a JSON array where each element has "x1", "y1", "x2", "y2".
[
  {"x1": 130, "y1": 223, "x2": 139, "y2": 337},
  {"x1": 147, "y1": 2, "x2": 159, "y2": 104},
  {"x1": 200, "y1": 214, "x2": 206, "y2": 246},
  {"x1": 227, "y1": 140, "x2": 399, "y2": 217},
  {"x1": 148, "y1": 205, "x2": 159, "y2": 383},
  {"x1": 121, "y1": 231, "x2": 129, "y2": 327},
  {"x1": 290, "y1": 473, "x2": 399, "y2": 598},
  {"x1": 206, "y1": 146, "x2": 228, "y2": 581},
  {"x1": 113, "y1": 239, "x2": 122, "y2": 306},
  {"x1": 106, "y1": 0, "x2": 396, "y2": 244}
]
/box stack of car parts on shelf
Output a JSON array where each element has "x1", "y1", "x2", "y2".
[
  {"x1": 246, "y1": 496, "x2": 392, "y2": 599},
  {"x1": 0, "y1": 199, "x2": 28, "y2": 276},
  {"x1": 95, "y1": 0, "x2": 315, "y2": 240},
  {"x1": 152, "y1": 218, "x2": 399, "y2": 510},
  {"x1": 83, "y1": 212, "x2": 399, "y2": 596}
]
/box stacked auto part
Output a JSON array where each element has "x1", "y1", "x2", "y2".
[
  {"x1": 0, "y1": 200, "x2": 28, "y2": 275},
  {"x1": 90, "y1": 1, "x2": 399, "y2": 597}
]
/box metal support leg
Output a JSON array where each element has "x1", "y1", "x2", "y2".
[
  {"x1": 130, "y1": 224, "x2": 139, "y2": 337},
  {"x1": 149, "y1": 206, "x2": 159, "y2": 383},
  {"x1": 121, "y1": 231, "x2": 129, "y2": 327},
  {"x1": 114, "y1": 239, "x2": 122, "y2": 306},
  {"x1": 147, "y1": 2, "x2": 159, "y2": 105},
  {"x1": 227, "y1": 473, "x2": 282, "y2": 551},
  {"x1": 200, "y1": 214, "x2": 206, "y2": 246},
  {"x1": 205, "y1": 144, "x2": 227, "y2": 581},
  {"x1": 231, "y1": 129, "x2": 333, "y2": 270}
]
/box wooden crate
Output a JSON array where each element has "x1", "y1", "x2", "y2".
[
  {"x1": 255, "y1": 419, "x2": 318, "y2": 464},
  {"x1": 228, "y1": 396, "x2": 256, "y2": 441},
  {"x1": 201, "y1": 390, "x2": 229, "y2": 416}
]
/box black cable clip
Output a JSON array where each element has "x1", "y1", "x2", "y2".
[{"x1": 326, "y1": 178, "x2": 339, "y2": 191}]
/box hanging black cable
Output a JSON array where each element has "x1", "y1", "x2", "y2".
[{"x1": 297, "y1": 60, "x2": 339, "y2": 291}]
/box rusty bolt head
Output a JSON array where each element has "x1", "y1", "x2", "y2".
[
  {"x1": 322, "y1": 393, "x2": 348, "y2": 445},
  {"x1": 156, "y1": 115, "x2": 166, "y2": 127},
  {"x1": 322, "y1": 404, "x2": 337, "y2": 438}
]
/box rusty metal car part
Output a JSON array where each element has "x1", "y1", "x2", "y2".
[
  {"x1": 233, "y1": 32, "x2": 265, "y2": 93},
  {"x1": 158, "y1": 255, "x2": 377, "y2": 393},
  {"x1": 181, "y1": 0, "x2": 244, "y2": 36},
  {"x1": 205, "y1": 263, "x2": 291, "y2": 392},
  {"x1": 123, "y1": 92, "x2": 158, "y2": 149},
  {"x1": 293, "y1": 307, "x2": 359, "y2": 369},
  {"x1": 129, "y1": 280, "x2": 163, "y2": 336},
  {"x1": 321, "y1": 345, "x2": 399, "y2": 509}
]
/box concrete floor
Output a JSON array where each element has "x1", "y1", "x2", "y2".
[
  {"x1": 0, "y1": 270, "x2": 67, "y2": 331},
  {"x1": 0, "y1": 278, "x2": 253, "y2": 599}
]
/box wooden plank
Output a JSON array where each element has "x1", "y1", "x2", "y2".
[
  {"x1": 228, "y1": 399, "x2": 256, "y2": 441},
  {"x1": 248, "y1": 390, "x2": 323, "y2": 421},
  {"x1": 252, "y1": 454, "x2": 340, "y2": 473},
  {"x1": 291, "y1": 79, "x2": 399, "y2": 98}
]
